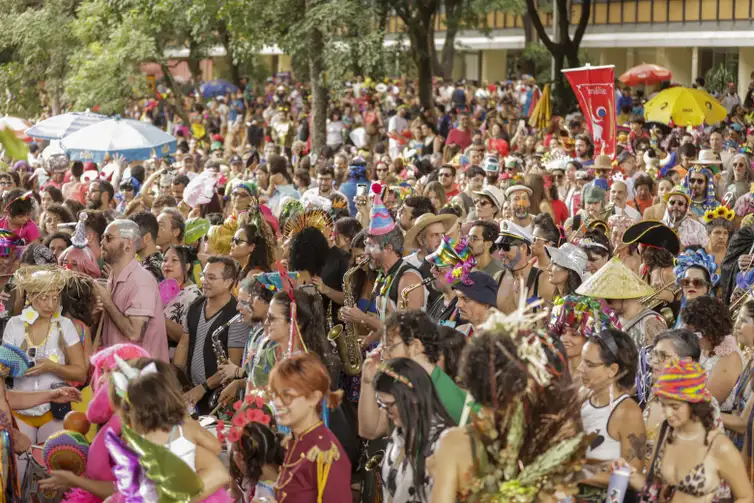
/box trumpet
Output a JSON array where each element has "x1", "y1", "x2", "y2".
[
  {"x1": 639, "y1": 279, "x2": 680, "y2": 326},
  {"x1": 398, "y1": 276, "x2": 434, "y2": 311}
]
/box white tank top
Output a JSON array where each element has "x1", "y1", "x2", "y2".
[
  {"x1": 167, "y1": 425, "x2": 197, "y2": 471},
  {"x1": 581, "y1": 394, "x2": 630, "y2": 462}
]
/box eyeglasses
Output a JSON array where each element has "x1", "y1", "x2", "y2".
[
  {"x1": 267, "y1": 388, "x2": 301, "y2": 406},
  {"x1": 231, "y1": 237, "x2": 248, "y2": 245},
  {"x1": 554, "y1": 174, "x2": 564, "y2": 180},
  {"x1": 649, "y1": 349, "x2": 673, "y2": 364},
  {"x1": 689, "y1": 178, "x2": 706, "y2": 185},
  {"x1": 667, "y1": 200, "x2": 687, "y2": 207},
  {"x1": 376, "y1": 396, "x2": 396, "y2": 410},
  {"x1": 680, "y1": 278, "x2": 710, "y2": 289},
  {"x1": 439, "y1": 172, "x2": 453, "y2": 178},
  {"x1": 101, "y1": 234, "x2": 124, "y2": 244}
]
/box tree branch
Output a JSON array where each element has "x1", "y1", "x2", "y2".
[
  {"x1": 573, "y1": 0, "x2": 591, "y2": 48},
  {"x1": 558, "y1": 0, "x2": 569, "y2": 42},
  {"x1": 525, "y1": 0, "x2": 557, "y2": 53}
]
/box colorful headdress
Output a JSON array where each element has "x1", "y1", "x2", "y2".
[
  {"x1": 207, "y1": 215, "x2": 238, "y2": 255},
  {"x1": 653, "y1": 359, "x2": 711, "y2": 403},
  {"x1": 681, "y1": 166, "x2": 717, "y2": 207},
  {"x1": 279, "y1": 199, "x2": 305, "y2": 224},
  {"x1": 703, "y1": 205, "x2": 735, "y2": 224},
  {"x1": 13, "y1": 265, "x2": 74, "y2": 295},
  {"x1": 0, "y1": 229, "x2": 24, "y2": 257},
  {"x1": 674, "y1": 248, "x2": 720, "y2": 287},
  {"x1": 253, "y1": 271, "x2": 301, "y2": 293},
  {"x1": 368, "y1": 184, "x2": 396, "y2": 236},
  {"x1": 216, "y1": 390, "x2": 273, "y2": 444},
  {"x1": 0, "y1": 343, "x2": 31, "y2": 378},
  {"x1": 43, "y1": 430, "x2": 89, "y2": 476},
  {"x1": 89, "y1": 343, "x2": 150, "y2": 394},
  {"x1": 71, "y1": 213, "x2": 89, "y2": 249},
  {"x1": 548, "y1": 295, "x2": 621, "y2": 338},
  {"x1": 228, "y1": 179, "x2": 259, "y2": 199},
  {"x1": 3, "y1": 190, "x2": 33, "y2": 214},
  {"x1": 375, "y1": 363, "x2": 414, "y2": 389},
  {"x1": 426, "y1": 236, "x2": 471, "y2": 268},
  {"x1": 283, "y1": 208, "x2": 333, "y2": 240}
]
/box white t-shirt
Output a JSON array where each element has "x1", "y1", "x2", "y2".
[{"x1": 4, "y1": 313, "x2": 81, "y2": 415}]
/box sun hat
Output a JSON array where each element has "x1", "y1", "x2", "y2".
[
  {"x1": 593, "y1": 154, "x2": 613, "y2": 171},
  {"x1": 545, "y1": 243, "x2": 590, "y2": 282},
  {"x1": 504, "y1": 184, "x2": 533, "y2": 198},
  {"x1": 691, "y1": 149, "x2": 722, "y2": 165},
  {"x1": 653, "y1": 359, "x2": 711, "y2": 403},
  {"x1": 451, "y1": 271, "x2": 497, "y2": 307},
  {"x1": 575, "y1": 257, "x2": 654, "y2": 300},
  {"x1": 473, "y1": 186, "x2": 504, "y2": 210},
  {"x1": 663, "y1": 185, "x2": 691, "y2": 205},
  {"x1": 404, "y1": 213, "x2": 458, "y2": 251}
]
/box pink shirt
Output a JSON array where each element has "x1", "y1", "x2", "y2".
[
  {"x1": 0, "y1": 217, "x2": 40, "y2": 244},
  {"x1": 102, "y1": 258, "x2": 169, "y2": 361}
]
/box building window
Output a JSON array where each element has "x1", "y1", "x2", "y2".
[{"x1": 699, "y1": 48, "x2": 739, "y2": 81}]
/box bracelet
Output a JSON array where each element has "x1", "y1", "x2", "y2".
[{"x1": 201, "y1": 382, "x2": 211, "y2": 393}]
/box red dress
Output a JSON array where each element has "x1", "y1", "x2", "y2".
[
  {"x1": 274, "y1": 422, "x2": 352, "y2": 503},
  {"x1": 551, "y1": 199, "x2": 569, "y2": 226}
]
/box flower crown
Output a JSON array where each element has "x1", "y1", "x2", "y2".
[
  {"x1": 703, "y1": 205, "x2": 734, "y2": 223},
  {"x1": 216, "y1": 391, "x2": 273, "y2": 444},
  {"x1": 376, "y1": 363, "x2": 414, "y2": 389}
]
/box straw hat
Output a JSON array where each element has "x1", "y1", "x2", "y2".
[
  {"x1": 621, "y1": 220, "x2": 681, "y2": 256},
  {"x1": 575, "y1": 257, "x2": 654, "y2": 299},
  {"x1": 13, "y1": 265, "x2": 75, "y2": 296},
  {"x1": 593, "y1": 155, "x2": 613, "y2": 171},
  {"x1": 404, "y1": 213, "x2": 458, "y2": 251},
  {"x1": 663, "y1": 185, "x2": 691, "y2": 205}
]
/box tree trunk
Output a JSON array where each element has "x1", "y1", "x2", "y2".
[
  {"x1": 218, "y1": 21, "x2": 242, "y2": 87},
  {"x1": 407, "y1": 25, "x2": 435, "y2": 110},
  {"x1": 187, "y1": 39, "x2": 203, "y2": 82},
  {"x1": 440, "y1": 24, "x2": 459, "y2": 80},
  {"x1": 160, "y1": 63, "x2": 190, "y2": 125},
  {"x1": 306, "y1": 0, "x2": 327, "y2": 156}
]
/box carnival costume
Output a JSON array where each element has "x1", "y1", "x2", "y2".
[
  {"x1": 0, "y1": 344, "x2": 32, "y2": 503},
  {"x1": 681, "y1": 165, "x2": 720, "y2": 217}
]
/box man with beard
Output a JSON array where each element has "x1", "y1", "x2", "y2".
[
  {"x1": 397, "y1": 195, "x2": 435, "y2": 233},
  {"x1": 86, "y1": 180, "x2": 114, "y2": 213},
  {"x1": 426, "y1": 236, "x2": 466, "y2": 329},
  {"x1": 609, "y1": 180, "x2": 641, "y2": 220},
  {"x1": 340, "y1": 191, "x2": 424, "y2": 330},
  {"x1": 215, "y1": 277, "x2": 274, "y2": 404},
  {"x1": 494, "y1": 221, "x2": 554, "y2": 313},
  {"x1": 573, "y1": 134, "x2": 594, "y2": 166},
  {"x1": 565, "y1": 185, "x2": 608, "y2": 240},
  {"x1": 94, "y1": 219, "x2": 168, "y2": 361},
  {"x1": 176, "y1": 256, "x2": 247, "y2": 414},
  {"x1": 682, "y1": 162, "x2": 720, "y2": 217},
  {"x1": 662, "y1": 186, "x2": 709, "y2": 248},
  {"x1": 504, "y1": 184, "x2": 534, "y2": 231},
  {"x1": 128, "y1": 211, "x2": 164, "y2": 282},
  {"x1": 303, "y1": 165, "x2": 344, "y2": 200},
  {"x1": 468, "y1": 220, "x2": 505, "y2": 279},
  {"x1": 404, "y1": 213, "x2": 458, "y2": 306}
]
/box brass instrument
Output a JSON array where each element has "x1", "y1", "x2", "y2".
[
  {"x1": 328, "y1": 256, "x2": 371, "y2": 376},
  {"x1": 208, "y1": 313, "x2": 243, "y2": 411},
  {"x1": 730, "y1": 288, "x2": 753, "y2": 319},
  {"x1": 398, "y1": 276, "x2": 434, "y2": 311},
  {"x1": 639, "y1": 279, "x2": 680, "y2": 326}
]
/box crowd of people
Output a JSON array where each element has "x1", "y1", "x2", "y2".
[{"x1": 3, "y1": 73, "x2": 754, "y2": 503}]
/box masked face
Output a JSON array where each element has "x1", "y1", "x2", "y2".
[{"x1": 510, "y1": 191, "x2": 530, "y2": 220}]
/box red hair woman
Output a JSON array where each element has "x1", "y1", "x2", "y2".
[{"x1": 257, "y1": 353, "x2": 351, "y2": 503}]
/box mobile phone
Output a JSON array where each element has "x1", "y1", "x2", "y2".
[{"x1": 356, "y1": 184, "x2": 367, "y2": 197}]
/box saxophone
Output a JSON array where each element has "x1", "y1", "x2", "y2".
[
  {"x1": 328, "y1": 256, "x2": 371, "y2": 376},
  {"x1": 208, "y1": 313, "x2": 243, "y2": 411},
  {"x1": 398, "y1": 276, "x2": 434, "y2": 311}
]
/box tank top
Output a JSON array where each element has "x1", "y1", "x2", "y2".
[
  {"x1": 167, "y1": 424, "x2": 197, "y2": 471},
  {"x1": 581, "y1": 394, "x2": 631, "y2": 462}
]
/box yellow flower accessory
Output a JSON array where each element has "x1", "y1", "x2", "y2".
[
  {"x1": 20, "y1": 306, "x2": 38, "y2": 324},
  {"x1": 703, "y1": 205, "x2": 734, "y2": 223}
]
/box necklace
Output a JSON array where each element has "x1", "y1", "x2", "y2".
[{"x1": 674, "y1": 429, "x2": 702, "y2": 441}]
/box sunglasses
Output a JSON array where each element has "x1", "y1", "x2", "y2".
[
  {"x1": 474, "y1": 199, "x2": 492, "y2": 207},
  {"x1": 667, "y1": 200, "x2": 687, "y2": 207},
  {"x1": 689, "y1": 178, "x2": 706, "y2": 185},
  {"x1": 231, "y1": 237, "x2": 248, "y2": 245},
  {"x1": 680, "y1": 278, "x2": 709, "y2": 289}
]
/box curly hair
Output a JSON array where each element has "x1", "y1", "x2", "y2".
[
  {"x1": 705, "y1": 218, "x2": 734, "y2": 238},
  {"x1": 62, "y1": 276, "x2": 95, "y2": 327},
  {"x1": 384, "y1": 311, "x2": 442, "y2": 364},
  {"x1": 681, "y1": 296, "x2": 732, "y2": 350},
  {"x1": 642, "y1": 246, "x2": 675, "y2": 271},
  {"x1": 288, "y1": 227, "x2": 330, "y2": 277},
  {"x1": 45, "y1": 203, "x2": 74, "y2": 225},
  {"x1": 3, "y1": 188, "x2": 34, "y2": 217},
  {"x1": 461, "y1": 331, "x2": 529, "y2": 408},
  {"x1": 665, "y1": 401, "x2": 716, "y2": 446},
  {"x1": 230, "y1": 419, "x2": 284, "y2": 489}
]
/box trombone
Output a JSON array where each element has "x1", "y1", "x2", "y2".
[{"x1": 639, "y1": 278, "x2": 680, "y2": 326}]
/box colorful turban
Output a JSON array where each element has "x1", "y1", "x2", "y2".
[
  {"x1": 0, "y1": 229, "x2": 24, "y2": 257},
  {"x1": 674, "y1": 248, "x2": 719, "y2": 287},
  {"x1": 653, "y1": 359, "x2": 711, "y2": 403},
  {"x1": 548, "y1": 295, "x2": 621, "y2": 338}
]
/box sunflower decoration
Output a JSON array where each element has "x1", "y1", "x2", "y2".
[{"x1": 703, "y1": 205, "x2": 735, "y2": 224}]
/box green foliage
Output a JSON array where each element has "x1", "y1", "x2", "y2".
[{"x1": 705, "y1": 64, "x2": 736, "y2": 96}]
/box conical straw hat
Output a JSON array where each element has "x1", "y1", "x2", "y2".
[{"x1": 575, "y1": 257, "x2": 654, "y2": 300}]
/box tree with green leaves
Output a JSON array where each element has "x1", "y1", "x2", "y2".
[{"x1": 0, "y1": 0, "x2": 80, "y2": 116}]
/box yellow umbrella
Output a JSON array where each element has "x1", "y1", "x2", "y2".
[
  {"x1": 644, "y1": 87, "x2": 727, "y2": 126},
  {"x1": 529, "y1": 84, "x2": 551, "y2": 131}
]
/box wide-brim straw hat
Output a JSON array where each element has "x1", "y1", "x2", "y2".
[
  {"x1": 576, "y1": 257, "x2": 654, "y2": 299},
  {"x1": 404, "y1": 213, "x2": 458, "y2": 251},
  {"x1": 13, "y1": 265, "x2": 75, "y2": 296},
  {"x1": 621, "y1": 220, "x2": 680, "y2": 256}
]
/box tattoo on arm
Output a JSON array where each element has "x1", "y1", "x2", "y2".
[{"x1": 625, "y1": 432, "x2": 648, "y2": 462}]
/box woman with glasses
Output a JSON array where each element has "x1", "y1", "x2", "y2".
[
  {"x1": 369, "y1": 358, "x2": 454, "y2": 503},
  {"x1": 681, "y1": 297, "x2": 743, "y2": 413},
  {"x1": 674, "y1": 248, "x2": 720, "y2": 329},
  {"x1": 722, "y1": 153, "x2": 752, "y2": 204},
  {"x1": 577, "y1": 328, "x2": 646, "y2": 503},
  {"x1": 704, "y1": 206, "x2": 735, "y2": 273},
  {"x1": 229, "y1": 222, "x2": 274, "y2": 282},
  {"x1": 161, "y1": 245, "x2": 202, "y2": 348},
  {"x1": 263, "y1": 352, "x2": 351, "y2": 503},
  {"x1": 116, "y1": 177, "x2": 139, "y2": 214}
]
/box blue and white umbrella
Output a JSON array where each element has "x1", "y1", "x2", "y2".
[
  {"x1": 25, "y1": 111, "x2": 108, "y2": 140},
  {"x1": 200, "y1": 79, "x2": 238, "y2": 99},
  {"x1": 61, "y1": 117, "x2": 176, "y2": 163}
]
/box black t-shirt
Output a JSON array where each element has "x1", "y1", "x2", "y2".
[{"x1": 320, "y1": 246, "x2": 351, "y2": 326}]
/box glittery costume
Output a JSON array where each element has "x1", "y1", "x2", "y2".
[{"x1": 681, "y1": 166, "x2": 720, "y2": 217}]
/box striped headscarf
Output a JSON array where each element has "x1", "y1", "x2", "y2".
[{"x1": 653, "y1": 359, "x2": 711, "y2": 403}]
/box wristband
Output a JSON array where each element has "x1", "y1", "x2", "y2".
[{"x1": 201, "y1": 382, "x2": 211, "y2": 393}]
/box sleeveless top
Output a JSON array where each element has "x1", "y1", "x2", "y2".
[
  {"x1": 700, "y1": 336, "x2": 743, "y2": 412},
  {"x1": 581, "y1": 394, "x2": 631, "y2": 461},
  {"x1": 166, "y1": 424, "x2": 197, "y2": 471}
]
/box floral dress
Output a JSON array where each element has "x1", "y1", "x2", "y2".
[{"x1": 165, "y1": 284, "x2": 202, "y2": 328}]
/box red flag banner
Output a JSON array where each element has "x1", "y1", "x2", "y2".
[{"x1": 562, "y1": 65, "x2": 616, "y2": 158}]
